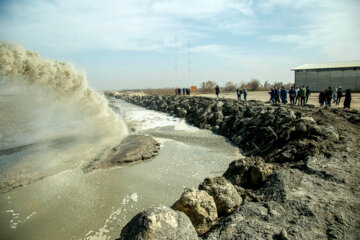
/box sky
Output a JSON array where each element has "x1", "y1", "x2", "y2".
[{"x1": 0, "y1": 0, "x2": 360, "y2": 90}]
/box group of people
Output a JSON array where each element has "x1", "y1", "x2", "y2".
[
  {"x1": 214, "y1": 86, "x2": 248, "y2": 101},
  {"x1": 268, "y1": 85, "x2": 352, "y2": 108},
  {"x1": 318, "y1": 86, "x2": 352, "y2": 108},
  {"x1": 175, "y1": 88, "x2": 191, "y2": 95},
  {"x1": 235, "y1": 88, "x2": 248, "y2": 101},
  {"x1": 269, "y1": 86, "x2": 310, "y2": 105},
  {"x1": 178, "y1": 85, "x2": 353, "y2": 109}
]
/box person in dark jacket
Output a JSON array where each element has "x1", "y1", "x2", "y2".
[
  {"x1": 268, "y1": 88, "x2": 273, "y2": 102},
  {"x1": 269, "y1": 88, "x2": 275, "y2": 103},
  {"x1": 306, "y1": 86, "x2": 311, "y2": 103},
  {"x1": 299, "y1": 86, "x2": 306, "y2": 105},
  {"x1": 280, "y1": 87, "x2": 287, "y2": 104},
  {"x1": 243, "y1": 88, "x2": 248, "y2": 101},
  {"x1": 344, "y1": 89, "x2": 351, "y2": 108},
  {"x1": 289, "y1": 86, "x2": 296, "y2": 105},
  {"x1": 236, "y1": 88, "x2": 242, "y2": 100},
  {"x1": 215, "y1": 86, "x2": 220, "y2": 99},
  {"x1": 336, "y1": 87, "x2": 342, "y2": 105},
  {"x1": 319, "y1": 89, "x2": 326, "y2": 107},
  {"x1": 274, "y1": 87, "x2": 280, "y2": 103},
  {"x1": 325, "y1": 87, "x2": 332, "y2": 106}
]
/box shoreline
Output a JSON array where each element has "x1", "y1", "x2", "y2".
[{"x1": 111, "y1": 92, "x2": 360, "y2": 239}]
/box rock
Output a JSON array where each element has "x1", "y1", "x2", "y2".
[
  {"x1": 176, "y1": 107, "x2": 187, "y2": 118},
  {"x1": 110, "y1": 135, "x2": 160, "y2": 162},
  {"x1": 279, "y1": 229, "x2": 289, "y2": 240},
  {"x1": 223, "y1": 157, "x2": 275, "y2": 189},
  {"x1": 112, "y1": 93, "x2": 360, "y2": 240},
  {"x1": 119, "y1": 206, "x2": 198, "y2": 240},
  {"x1": 296, "y1": 122, "x2": 307, "y2": 132},
  {"x1": 172, "y1": 188, "x2": 218, "y2": 235},
  {"x1": 199, "y1": 177, "x2": 242, "y2": 216},
  {"x1": 84, "y1": 135, "x2": 160, "y2": 171},
  {"x1": 299, "y1": 116, "x2": 316, "y2": 124}
]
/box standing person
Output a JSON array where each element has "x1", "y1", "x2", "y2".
[
  {"x1": 295, "y1": 87, "x2": 300, "y2": 105},
  {"x1": 272, "y1": 87, "x2": 276, "y2": 103},
  {"x1": 236, "y1": 88, "x2": 242, "y2": 100},
  {"x1": 277, "y1": 87, "x2": 281, "y2": 103},
  {"x1": 306, "y1": 86, "x2": 311, "y2": 103},
  {"x1": 177, "y1": 88, "x2": 181, "y2": 95},
  {"x1": 332, "y1": 86, "x2": 337, "y2": 103},
  {"x1": 274, "y1": 87, "x2": 280, "y2": 103},
  {"x1": 325, "y1": 87, "x2": 332, "y2": 106},
  {"x1": 319, "y1": 89, "x2": 326, "y2": 107},
  {"x1": 243, "y1": 88, "x2": 248, "y2": 101},
  {"x1": 299, "y1": 85, "x2": 306, "y2": 105},
  {"x1": 289, "y1": 86, "x2": 296, "y2": 105},
  {"x1": 344, "y1": 89, "x2": 351, "y2": 108},
  {"x1": 280, "y1": 87, "x2": 287, "y2": 104},
  {"x1": 215, "y1": 86, "x2": 220, "y2": 99},
  {"x1": 336, "y1": 87, "x2": 342, "y2": 105},
  {"x1": 269, "y1": 88, "x2": 275, "y2": 103}
]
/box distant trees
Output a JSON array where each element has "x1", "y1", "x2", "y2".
[
  {"x1": 224, "y1": 81, "x2": 237, "y2": 92},
  {"x1": 238, "y1": 79, "x2": 261, "y2": 91},
  {"x1": 247, "y1": 79, "x2": 261, "y2": 91},
  {"x1": 271, "y1": 81, "x2": 292, "y2": 89},
  {"x1": 198, "y1": 79, "x2": 293, "y2": 93},
  {"x1": 200, "y1": 80, "x2": 217, "y2": 92}
]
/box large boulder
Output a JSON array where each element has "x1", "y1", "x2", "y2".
[
  {"x1": 119, "y1": 206, "x2": 198, "y2": 240},
  {"x1": 83, "y1": 134, "x2": 160, "y2": 171},
  {"x1": 223, "y1": 157, "x2": 275, "y2": 189},
  {"x1": 172, "y1": 188, "x2": 218, "y2": 235},
  {"x1": 199, "y1": 177, "x2": 242, "y2": 216}
]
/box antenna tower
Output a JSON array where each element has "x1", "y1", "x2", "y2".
[
  {"x1": 188, "y1": 40, "x2": 191, "y2": 87},
  {"x1": 174, "y1": 35, "x2": 178, "y2": 87}
]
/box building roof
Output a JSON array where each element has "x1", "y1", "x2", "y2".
[{"x1": 291, "y1": 61, "x2": 360, "y2": 70}]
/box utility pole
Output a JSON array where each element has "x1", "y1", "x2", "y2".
[
  {"x1": 174, "y1": 35, "x2": 178, "y2": 87},
  {"x1": 188, "y1": 40, "x2": 191, "y2": 88}
]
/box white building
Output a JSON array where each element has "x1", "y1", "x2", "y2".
[{"x1": 291, "y1": 61, "x2": 360, "y2": 91}]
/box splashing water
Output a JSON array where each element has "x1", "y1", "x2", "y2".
[{"x1": 0, "y1": 42, "x2": 128, "y2": 191}]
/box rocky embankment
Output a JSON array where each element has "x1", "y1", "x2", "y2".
[{"x1": 110, "y1": 93, "x2": 360, "y2": 240}]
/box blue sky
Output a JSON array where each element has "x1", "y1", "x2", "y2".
[{"x1": 1, "y1": 0, "x2": 359, "y2": 90}]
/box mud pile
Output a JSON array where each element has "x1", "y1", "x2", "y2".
[{"x1": 114, "y1": 93, "x2": 360, "y2": 240}]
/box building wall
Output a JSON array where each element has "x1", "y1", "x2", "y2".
[{"x1": 295, "y1": 68, "x2": 360, "y2": 92}]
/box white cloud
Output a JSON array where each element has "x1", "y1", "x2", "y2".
[
  {"x1": 0, "y1": 0, "x2": 254, "y2": 53},
  {"x1": 191, "y1": 44, "x2": 227, "y2": 54},
  {"x1": 265, "y1": 0, "x2": 360, "y2": 60}
]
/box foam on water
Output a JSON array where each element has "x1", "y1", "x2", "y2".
[{"x1": 112, "y1": 99, "x2": 198, "y2": 132}]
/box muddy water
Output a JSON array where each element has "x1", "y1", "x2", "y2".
[{"x1": 0, "y1": 98, "x2": 242, "y2": 240}]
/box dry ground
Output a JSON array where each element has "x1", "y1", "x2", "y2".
[{"x1": 194, "y1": 91, "x2": 360, "y2": 111}]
